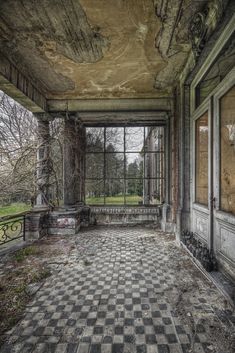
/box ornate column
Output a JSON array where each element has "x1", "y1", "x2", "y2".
[
  {"x1": 35, "y1": 114, "x2": 51, "y2": 207},
  {"x1": 63, "y1": 116, "x2": 83, "y2": 206}
]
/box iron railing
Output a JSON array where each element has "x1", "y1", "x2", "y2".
[{"x1": 0, "y1": 213, "x2": 26, "y2": 246}]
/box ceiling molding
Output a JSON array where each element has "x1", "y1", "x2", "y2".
[{"x1": 47, "y1": 98, "x2": 173, "y2": 113}]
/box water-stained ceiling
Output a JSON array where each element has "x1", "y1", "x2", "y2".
[{"x1": 0, "y1": 0, "x2": 209, "y2": 100}]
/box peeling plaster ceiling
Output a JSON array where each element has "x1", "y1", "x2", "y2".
[{"x1": 0, "y1": 0, "x2": 207, "y2": 100}]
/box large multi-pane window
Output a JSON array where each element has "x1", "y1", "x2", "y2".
[{"x1": 85, "y1": 126, "x2": 165, "y2": 205}]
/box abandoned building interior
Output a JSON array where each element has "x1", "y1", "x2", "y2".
[{"x1": 0, "y1": 0, "x2": 235, "y2": 352}]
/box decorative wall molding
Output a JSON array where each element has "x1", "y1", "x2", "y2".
[
  {"x1": 189, "y1": 0, "x2": 225, "y2": 59},
  {"x1": 192, "y1": 209, "x2": 209, "y2": 242},
  {"x1": 90, "y1": 206, "x2": 161, "y2": 215}
]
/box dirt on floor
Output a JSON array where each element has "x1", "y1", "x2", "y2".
[
  {"x1": 0, "y1": 236, "x2": 76, "y2": 347},
  {"x1": 0, "y1": 228, "x2": 234, "y2": 353},
  {"x1": 160, "y1": 237, "x2": 235, "y2": 353}
]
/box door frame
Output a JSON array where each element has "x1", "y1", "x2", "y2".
[
  {"x1": 187, "y1": 13, "x2": 235, "y2": 278},
  {"x1": 191, "y1": 97, "x2": 212, "y2": 247},
  {"x1": 212, "y1": 69, "x2": 235, "y2": 270},
  {"x1": 213, "y1": 68, "x2": 235, "y2": 219},
  {"x1": 190, "y1": 69, "x2": 235, "y2": 278}
]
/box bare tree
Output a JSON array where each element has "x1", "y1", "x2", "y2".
[
  {"x1": 0, "y1": 91, "x2": 64, "y2": 206},
  {"x1": 0, "y1": 92, "x2": 37, "y2": 205}
]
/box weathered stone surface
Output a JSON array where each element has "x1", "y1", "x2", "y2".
[
  {"x1": 0, "y1": 0, "x2": 108, "y2": 95},
  {"x1": 47, "y1": 209, "x2": 83, "y2": 235},
  {"x1": 25, "y1": 210, "x2": 48, "y2": 241},
  {"x1": 25, "y1": 283, "x2": 43, "y2": 296},
  {"x1": 90, "y1": 206, "x2": 161, "y2": 226}
]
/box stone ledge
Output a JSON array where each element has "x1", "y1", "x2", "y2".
[
  {"x1": 90, "y1": 206, "x2": 161, "y2": 226},
  {"x1": 90, "y1": 206, "x2": 161, "y2": 214}
]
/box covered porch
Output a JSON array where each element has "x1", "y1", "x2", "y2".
[{"x1": 0, "y1": 0, "x2": 235, "y2": 295}]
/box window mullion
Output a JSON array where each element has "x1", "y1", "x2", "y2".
[
  {"x1": 124, "y1": 126, "x2": 126, "y2": 206},
  {"x1": 104, "y1": 128, "x2": 106, "y2": 205}
]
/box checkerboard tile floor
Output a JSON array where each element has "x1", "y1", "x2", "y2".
[{"x1": 0, "y1": 227, "x2": 233, "y2": 353}]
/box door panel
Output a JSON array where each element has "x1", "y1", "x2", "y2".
[
  {"x1": 213, "y1": 76, "x2": 235, "y2": 279},
  {"x1": 220, "y1": 85, "x2": 235, "y2": 215},
  {"x1": 191, "y1": 65, "x2": 235, "y2": 278}
]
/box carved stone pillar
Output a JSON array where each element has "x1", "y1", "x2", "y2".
[
  {"x1": 35, "y1": 114, "x2": 51, "y2": 207},
  {"x1": 63, "y1": 117, "x2": 85, "y2": 206}
]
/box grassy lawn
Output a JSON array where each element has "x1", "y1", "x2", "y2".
[
  {"x1": 86, "y1": 195, "x2": 142, "y2": 205},
  {"x1": 0, "y1": 203, "x2": 31, "y2": 218}
]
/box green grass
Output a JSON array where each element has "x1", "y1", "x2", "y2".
[
  {"x1": 14, "y1": 246, "x2": 41, "y2": 262},
  {"x1": 0, "y1": 203, "x2": 31, "y2": 218},
  {"x1": 86, "y1": 195, "x2": 142, "y2": 205},
  {"x1": 0, "y1": 203, "x2": 31, "y2": 242}
]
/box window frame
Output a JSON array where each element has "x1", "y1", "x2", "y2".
[{"x1": 85, "y1": 125, "x2": 166, "y2": 206}]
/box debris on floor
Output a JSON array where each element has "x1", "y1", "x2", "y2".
[{"x1": 0, "y1": 226, "x2": 234, "y2": 353}]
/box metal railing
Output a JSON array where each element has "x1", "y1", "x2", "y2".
[{"x1": 0, "y1": 213, "x2": 26, "y2": 246}]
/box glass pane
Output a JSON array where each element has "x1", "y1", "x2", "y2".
[
  {"x1": 195, "y1": 112, "x2": 208, "y2": 205},
  {"x1": 143, "y1": 178, "x2": 164, "y2": 205},
  {"x1": 106, "y1": 153, "x2": 124, "y2": 178},
  {"x1": 220, "y1": 85, "x2": 235, "y2": 215},
  {"x1": 106, "y1": 127, "x2": 124, "y2": 152},
  {"x1": 86, "y1": 153, "x2": 104, "y2": 179},
  {"x1": 105, "y1": 179, "x2": 125, "y2": 204},
  {"x1": 144, "y1": 127, "x2": 164, "y2": 152},
  {"x1": 144, "y1": 153, "x2": 164, "y2": 178},
  {"x1": 126, "y1": 127, "x2": 144, "y2": 152},
  {"x1": 85, "y1": 180, "x2": 104, "y2": 205},
  {"x1": 86, "y1": 128, "x2": 104, "y2": 152},
  {"x1": 126, "y1": 179, "x2": 143, "y2": 205},
  {"x1": 126, "y1": 153, "x2": 143, "y2": 178}
]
